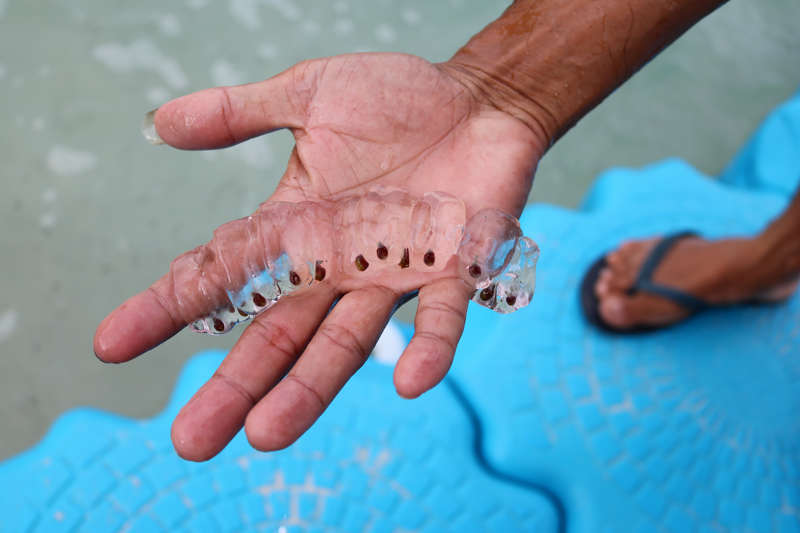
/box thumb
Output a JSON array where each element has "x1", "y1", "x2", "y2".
[{"x1": 146, "y1": 59, "x2": 320, "y2": 150}]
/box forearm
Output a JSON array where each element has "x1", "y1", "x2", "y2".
[{"x1": 443, "y1": 0, "x2": 727, "y2": 148}]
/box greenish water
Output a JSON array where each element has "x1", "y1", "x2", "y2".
[{"x1": 0, "y1": 0, "x2": 797, "y2": 459}]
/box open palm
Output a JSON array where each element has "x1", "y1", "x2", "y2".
[{"x1": 94, "y1": 53, "x2": 543, "y2": 461}]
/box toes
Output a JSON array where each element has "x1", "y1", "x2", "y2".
[
  {"x1": 599, "y1": 292, "x2": 689, "y2": 330},
  {"x1": 606, "y1": 250, "x2": 623, "y2": 268},
  {"x1": 618, "y1": 240, "x2": 638, "y2": 254},
  {"x1": 599, "y1": 294, "x2": 632, "y2": 329},
  {"x1": 595, "y1": 268, "x2": 613, "y2": 297}
]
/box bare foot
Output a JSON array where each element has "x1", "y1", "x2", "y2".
[{"x1": 594, "y1": 235, "x2": 800, "y2": 330}]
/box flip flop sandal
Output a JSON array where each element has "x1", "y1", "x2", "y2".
[{"x1": 580, "y1": 231, "x2": 711, "y2": 333}]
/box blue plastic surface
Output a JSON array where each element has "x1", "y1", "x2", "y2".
[
  {"x1": 0, "y1": 351, "x2": 557, "y2": 533},
  {"x1": 2, "y1": 90, "x2": 799, "y2": 532},
  {"x1": 451, "y1": 91, "x2": 800, "y2": 533}
]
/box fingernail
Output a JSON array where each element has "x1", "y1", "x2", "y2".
[{"x1": 141, "y1": 108, "x2": 165, "y2": 145}]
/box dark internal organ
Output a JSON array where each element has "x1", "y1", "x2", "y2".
[
  {"x1": 458, "y1": 209, "x2": 540, "y2": 314},
  {"x1": 399, "y1": 248, "x2": 410, "y2": 269},
  {"x1": 376, "y1": 244, "x2": 389, "y2": 260},
  {"x1": 354, "y1": 254, "x2": 369, "y2": 271},
  {"x1": 423, "y1": 250, "x2": 435, "y2": 266},
  {"x1": 314, "y1": 261, "x2": 326, "y2": 281},
  {"x1": 189, "y1": 189, "x2": 539, "y2": 335}
]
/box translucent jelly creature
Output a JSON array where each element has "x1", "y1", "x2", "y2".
[
  {"x1": 169, "y1": 187, "x2": 539, "y2": 335},
  {"x1": 457, "y1": 210, "x2": 540, "y2": 313}
]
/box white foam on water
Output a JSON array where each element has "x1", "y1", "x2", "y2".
[
  {"x1": 229, "y1": 0, "x2": 301, "y2": 29},
  {"x1": 301, "y1": 20, "x2": 320, "y2": 34},
  {"x1": 402, "y1": 8, "x2": 421, "y2": 25},
  {"x1": 93, "y1": 39, "x2": 188, "y2": 89},
  {"x1": 257, "y1": 43, "x2": 278, "y2": 59},
  {"x1": 0, "y1": 0, "x2": 7, "y2": 18},
  {"x1": 265, "y1": 0, "x2": 301, "y2": 22},
  {"x1": 32, "y1": 117, "x2": 45, "y2": 131},
  {"x1": 374, "y1": 24, "x2": 397, "y2": 44},
  {"x1": 146, "y1": 86, "x2": 170, "y2": 105},
  {"x1": 39, "y1": 212, "x2": 57, "y2": 230},
  {"x1": 225, "y1": 137, "x2": 273, "y2": 169},
  {"x1": 157, "y1": 13, "x2": 182, "y2": 36},
  {"x1": 46, "y1": 146, "x2": 98, "y2": 176},
  {"x1": 230, "y1": 0, "x2": 261, "y2": 30},
  {"x1": 210, "y1": 59, "x2": 246, "y2": 87},
  {"x1": 333, "y1": 19, "x2": 353, "y2": 36},
  {"x1": 0, "y1": 309, "x2": 18, "y2": 343},
  {"x1": 42, "y1": 187, "x2": 57, "y2": 204},
  {"x1": 186, "y1": 0, "x2": 209, "y2": 8}
]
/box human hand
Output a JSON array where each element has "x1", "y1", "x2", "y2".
[{"x1": 94, "y1": 53, "x2": 544, "y2": 460}]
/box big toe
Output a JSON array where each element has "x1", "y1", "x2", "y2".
[
  {"x1": 599, "y1": 292, "x2": 689, "y2": 331},
  {"x1": 598, "y1": 293, "x2": 635, "y2": 329}
]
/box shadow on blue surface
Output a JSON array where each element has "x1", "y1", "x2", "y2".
[{"x1": 2, "y1": 91, "x2": 799, "y2": 532}]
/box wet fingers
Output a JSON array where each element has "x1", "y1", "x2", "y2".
[
  {"x1": 171, "y1": 286, "x2": 336, "y2": 461},
  {"x1": 394, "y1": 278, "x2": 472, "y2": 399}
]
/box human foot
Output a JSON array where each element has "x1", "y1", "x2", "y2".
[{"x1": 593, "y1": 234, "x2": 800, "y2": 331}]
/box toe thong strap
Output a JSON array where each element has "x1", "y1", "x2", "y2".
[{"x1": 630, "y1": 231, "x2": 711, "y2": 312}]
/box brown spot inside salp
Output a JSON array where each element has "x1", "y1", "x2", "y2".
[
  {"x1": 469, "y1": 264, "x2": 482, "y2": 278},
  {"x1": 252, "y1": 292, "x2": 267, "y2": 307},
  {"x1": 289, "y1": 270, "x2": 301, "y2": 286},
  {"x1": 213, "y1": 318, "x2": 225, "y2": 332},
  {"x1": 424, "y1": 250, "x2": 435, "y2": 266},
  {"x1": 505, "y1": 294, "x2": 517, "y2": 306},
  {"x1": 480, "y1": 285, "x2": 495, "y2": 301},
  {"x1": 399, "y1": 248, "x2": 410, "y2": 269},
  {"x1": 376, "y1": 243, "x2": 388, "y2": 260},
  {"x1": 238, "y1": 308, "x2": 248, "y2": 317},
  {"x1": 315, "y1": 261, "x2": 326, "y2": 281},
  {"x1": 355, "y1": 254, "x2": 369, "y2": 271}
]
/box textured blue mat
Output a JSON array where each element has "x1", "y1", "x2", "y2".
[
  {"x1": 0, "y1": 352, "x2": 557, "y2": 533},
  {"x1": 452, "y1": 92, "x2": 800, "y2": 533},
  {"x1": 2, "y1": 91, "x2": 799, "y2": 533}
]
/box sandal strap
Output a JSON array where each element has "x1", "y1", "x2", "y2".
[{"x1": 630, "y1": 231, "x2": 711, "y2": 312}]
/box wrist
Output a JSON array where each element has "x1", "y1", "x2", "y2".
[
  {"x1": 437, "y1": 59, "x2": 555, "y2": 152},
  {"x1": 442, "y1": 0, "x2": 726, "y2": 151}
]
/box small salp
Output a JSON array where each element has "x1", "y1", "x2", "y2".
[{"x1": 172, "y1": 188, "x2": 539, "y2": 335}]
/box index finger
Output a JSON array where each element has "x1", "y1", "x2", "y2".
[{"x1": 94, "y1": 207, "x2": 313, "y2": 363}]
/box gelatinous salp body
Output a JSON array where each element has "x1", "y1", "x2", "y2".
[{"x1": 173, "y1": 187, "x2": 539, "y2": 335}]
